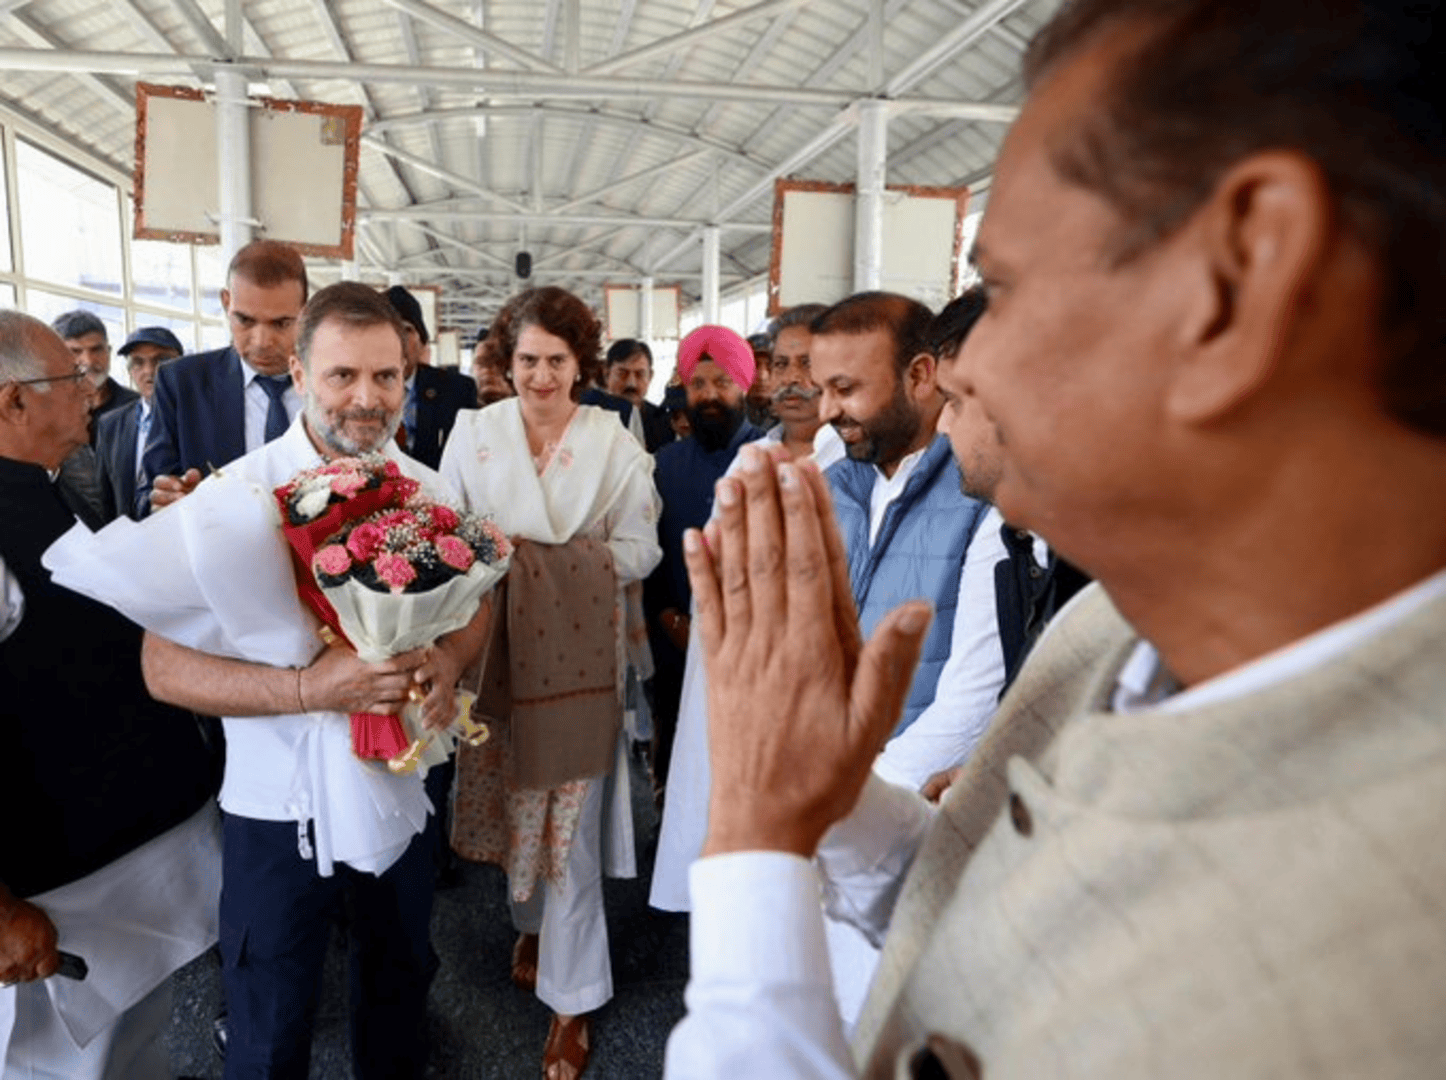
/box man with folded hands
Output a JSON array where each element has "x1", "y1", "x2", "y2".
[{"x1": 665, "y1": 1, "x2": 1446, "y2": 1076}]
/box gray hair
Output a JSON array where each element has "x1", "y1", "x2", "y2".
[
  {"x1": 769, "y1": 303, "x2": 829, "y2": 339},
  {"x1": 0, "y1": 310, "x2": 52, "y2": 389},
  {"x1": 50, "y1": 309, "x2": 106, "y2": 343}
]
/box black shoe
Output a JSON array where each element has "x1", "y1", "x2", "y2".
[{"x1": 211, "y1": 1013, "x2": 228, "y2": 1058}]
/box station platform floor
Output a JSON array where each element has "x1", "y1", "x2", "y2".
[{"x1": 165, "y1": 749, "x2": 691, "y2": 1079}]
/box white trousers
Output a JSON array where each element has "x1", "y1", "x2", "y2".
[
  {"x1": 510, "y1": 777, "x2": 613, "y2": 1016},
  {"x1": 2, "y1": 977, "x2": 171, "y2": 1080}
]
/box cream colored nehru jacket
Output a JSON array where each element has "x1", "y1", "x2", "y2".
[{"x1": 856, "y1": 585, "x2": 1446, "y2": 1079}]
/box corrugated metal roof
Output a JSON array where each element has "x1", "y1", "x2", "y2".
[{"x1": 0, "y1": 0, "x2": 1062, "y2": 325}]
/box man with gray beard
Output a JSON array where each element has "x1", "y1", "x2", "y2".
[{"x1": 122, "y1": 283, "x2": 491, "y2": 1079}]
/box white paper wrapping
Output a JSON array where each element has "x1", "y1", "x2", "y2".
[
  {"x1": 42, "y1": 472, "x2": 322, "y2": 668},
  {"x1": 321, "y1": 556, "x2": 509, "y2": 774}
]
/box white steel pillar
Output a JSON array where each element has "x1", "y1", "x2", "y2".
[
  {"x1": 701, "y1": 226, "x2": 721, "y2": 324},
  {"x1": 640, "y1": 275, "x2": 655, "y2": 346},
  {"x1": 854, "y1": 98, "x2": 888, "y2": 292},
  {"x1": 215, "y1": 67, "x2": 253, "y2": 259}
]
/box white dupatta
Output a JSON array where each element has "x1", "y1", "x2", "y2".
[
  {"x1": 439, "y1": 399, "x2": 660, "y2": 583},
  {"x1": 440, "y1": 399, "x2": 661, "y2": 882}
]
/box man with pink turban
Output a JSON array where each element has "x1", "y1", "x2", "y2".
[{"x1": 643, "y1": 326, "x2": 766, "y2": 801}]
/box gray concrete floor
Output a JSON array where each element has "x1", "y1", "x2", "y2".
[{"x1": 165, "y1": 750, "x2": 690, "y2": 1079}]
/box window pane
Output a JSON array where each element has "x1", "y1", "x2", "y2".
[
  {"x1": 0, "y1": 284, "x2": 14, "y2": 308},
  {"x1": 0, "y1": 143, "x2": 12, "y2": 273},
  {"x1": 130, "y1": 314, "x2": 198, "y2": 355},
  {"x1": 200, "y1": 321, "x2": 230, "y2": 351},
  {"x1": 720, "y1": 295, "x2": 747, "y2": 335},
  {"x1": 196, "y1": 244, "x2": 226, "y2": 318},
  {"x1": 16, "y1": 140, "x2": 123, "y2": 297},
  {"x1": 129, "y1": 196, "x2": 194, "y2": 312},
  {"x1": 23, "y1": 289, "x2": 126, "y2": 381}
]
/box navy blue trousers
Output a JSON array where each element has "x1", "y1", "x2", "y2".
[{"x1": 218, "y1": 813, "x2": 435, "y2": 1080}]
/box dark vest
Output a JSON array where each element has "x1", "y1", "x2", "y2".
[
  {"x1": 827, "y1": 436, "x2": 989, "y2": 736},
  {"x1": 0, "y1": 456, "x2": 217, "y2": 897},
  {"x1": 994, "y1": 524, "x2": 1092, "y2": 694}
]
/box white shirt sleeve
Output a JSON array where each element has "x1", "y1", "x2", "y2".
[
  {"x1": 664, "y1": 853, "x2": 858, "y2": 1080},
  {"x1": 872, "y1": 506, "x2": 1008, "y2": 791},
  {"x1": 664, "y1": 776, "x2": 932, "y2": 1078},
  {"x1": 815, "y1": 772, "x2": 936, "y2": 946}
]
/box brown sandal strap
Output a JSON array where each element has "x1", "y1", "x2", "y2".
[
  {"x1": 542, "y1": 1013, "x2": 590, "y2": 1080},
  {"x1": 511, "y1": 932, "x2": 539, "y2": 993}
]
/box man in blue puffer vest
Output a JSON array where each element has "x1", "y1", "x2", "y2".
[
  {"x1": 811, "y1": 291, "x2": 1011, "y2": 1028},
  {"x1": 812, "y1": 292, "x2": 1008, "y2": 793}
]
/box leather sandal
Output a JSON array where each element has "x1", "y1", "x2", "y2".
[
  {"x1": 542, "y1": 1012, "x2": 590, "y2": 1080},
  {"x1": 511, "y1": 932, "x2": 540, "y2": 993}
]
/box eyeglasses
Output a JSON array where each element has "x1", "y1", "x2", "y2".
[{"x1": 7, "y1": 364, "x2": 91, "y2": 388}]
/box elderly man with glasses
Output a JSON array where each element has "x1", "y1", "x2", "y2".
[{"x1": 0, "y1": 310, "x2": 220, "y2": 1080}]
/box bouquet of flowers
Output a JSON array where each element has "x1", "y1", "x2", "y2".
[{"x1": 274, "y1": 453, "x2": 511, "y2": 774}]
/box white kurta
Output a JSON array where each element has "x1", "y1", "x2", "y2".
[
  {"x1": 0, "y1": 804, "x2": 221, "y2": 1077},
  {"x1": 45, "y1": 416, "x2": 458, "y2": 876},
  {"x1": 440, "y1": 400, "x2": 662, "y2": 1013},
  {"x1": 440, "y1": 400, "x2": 663, "y2": 873},
  {"x1": 664, "y1": 570, "x2": 1446, "y2": 1080}
]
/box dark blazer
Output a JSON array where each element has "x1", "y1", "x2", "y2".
[
  {"x1": 639, "y1": 399, "x2": 676, "y2": 454},
  {"x1": 139, "y1": 346, "x2": 246, "y2": 516},
  {"x1": 91, "y1": 378, "x2": 139, "y2": 443},
  {"x1": 579, "y1": 386, "x2": 635, "y2": 429},
  {"x1": 95, "y1": 398, "x2": 143, "y2": 523},
  {"x1": 0, "y1": 455, "x2": 217, "y2": 897},
  {"x1": 404, "y1": 365, "x2": 478, "y2": 470}
]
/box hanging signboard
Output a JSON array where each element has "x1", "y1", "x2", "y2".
[
  {"x1": 604, "y1": 283, "x2": 682, "y2": 340},
  {"x1": 133, "y1": 83, "x2": 362, "y2": 258},
  {"x1": 768, "y1": 178, "x2": 970, "y2": 314}
]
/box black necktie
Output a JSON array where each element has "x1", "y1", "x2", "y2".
[{"x1": 258, "y1": 375, "x2": 291, "y2": 443}]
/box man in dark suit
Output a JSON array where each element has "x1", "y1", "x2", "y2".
[
  {"x1": 606, "y1": 339, "x2": 675, "y2": 453},
  {"x1": 51, "y1": 310, "x2": 138, "y2": 427},
  {"x1": 94, "y1": 327, "x2": 183, "y2": 523},
  {"x1": 384, "y1": 285, "x2": 477, "y2": 470},
  {"x1": 140, "y1": 240, "x2": 308, "y2": 515}
]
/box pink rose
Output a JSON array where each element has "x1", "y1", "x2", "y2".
[
  {"x1": 346, "y1": 522, "x2": 385, "y2": 561},
  {"x1": 374, "y1": 553, "x2": 417, "y2": 592},
  {"x1": 383, "y1": 460, "x2": 402, "y2": 479},
  {"x1": 330, "y1": 471, "x2": 366, "y2": 497},
  {"x1": 429, "y1": 505, "x2": 460, "y2": 533},
  {"x1": 436, "y1": 535, "x2": 475, "y2": 572},
  {"x1": 313, "y1": 544, "x2": 352, "y2": 577}
]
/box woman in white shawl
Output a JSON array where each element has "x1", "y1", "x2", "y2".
[{"x1": 439, "y1": 287, "x2": 661, "y2": 1080}]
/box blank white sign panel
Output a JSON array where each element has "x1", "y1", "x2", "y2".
[
  {"x1": 605, "y1": 286, "x2": 681, "y2": 340},
  {"x1": 880, "y1": 194, "x2": 962, "y2": 312},
  {"x1": 770, "y1": 180, "x2": 968, "y2": 314},
  {"x1": 253, "y1": 109, "x2": 350, "y2": 249},
  {"x1": 776, "y1": 189, "x2": 853, "y2": 309},
  {"x1": 134, "y1": 84, "x2": 360, "y2": 258},
  {"x1": 138, "y1": 94, "x2": 219, "y2": 238}
]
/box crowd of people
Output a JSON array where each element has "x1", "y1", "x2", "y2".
[{"x1": 3, "y1": 1, "x2": 1445, "y2": 1078}]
